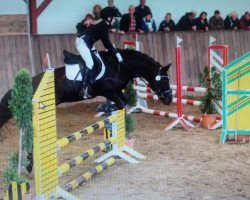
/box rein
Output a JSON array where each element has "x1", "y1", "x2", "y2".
[{"x1": 120, "y1": 61, "x2": 172, "y2": 98}]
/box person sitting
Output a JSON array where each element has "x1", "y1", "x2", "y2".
[
  {"x1": 176, "y1": 11, "x2": 197, "y2": 31},
  {"x1": 141, "y1": 11, "x2": 157, "y2": 33},
  {"x1": 93, "y1": 4, "x2": 102, "y2": 22},
  {"x1": 239, "y1": 12, "x2": 250, "y2": 30},
  {"x1": 158, "y1": 13, "x2": 176, "y2": 32},
  {"x1": 135, "y1": 0, "x2": 152, "y2": 32},
  {"x1": 209, "y1": 10, "x2": 224, "y2": 30},
  {"x1": 75, "y1": 7, "x2": 123, "y2": 99},
  {"x1": 224, "y1": 11, "x2": 240, "y2": 30},
  {"x1": 76, "y1": 14, "x2": 95, "y2": 34},
  {"x1": 195, "y1": 12, "x2": 209, "y2": 31},
  {"x1": 119, "y1": 5, "x2": 138, "y2": 34}
]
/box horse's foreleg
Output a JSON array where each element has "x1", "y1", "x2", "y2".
[
  {"x1": 113, "y1": 90, "x2": 128, "y2": 109},
  {"x1": 104, "y1": 91, "x2": 128, "y2": 110}
]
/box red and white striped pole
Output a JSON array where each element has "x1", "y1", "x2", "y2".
[
  {"x1": 207, "y1": 36, "x2": 229, "y2": 130},
  {"x1": 165, "y1": 37, "x2": 196, "y2": 131}
]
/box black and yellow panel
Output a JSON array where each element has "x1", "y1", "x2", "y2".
[{"x1": 3, "y1": 182, "x2": 30, "y2": 200}]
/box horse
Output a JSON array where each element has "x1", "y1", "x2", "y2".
[
  {"x1": 0, "y1": 49, "x2": 173, "y2": 130},
  {"x1": 0, "y1": 48, "x2": 173, "y2": 173}
]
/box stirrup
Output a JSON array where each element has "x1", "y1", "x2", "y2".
[{"x1": 82, "y1": 87, "x2": 92, "y2": 99}]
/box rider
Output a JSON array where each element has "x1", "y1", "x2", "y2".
[{"x1": 75, "y1": 7, "x2": 123, "y2": 99}]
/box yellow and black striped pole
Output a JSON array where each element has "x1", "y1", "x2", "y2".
[
  {"x1": 63, "y1": 157, "x2": 116, "y2": 192},
  {"x1": 57, "y1": 115, "x2": 117, "y2": 149},
  {"x1": 58, "y1": 137, "x2": 116, "y2": 175}
]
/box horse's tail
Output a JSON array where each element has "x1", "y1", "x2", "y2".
[{"x1": 0, "y1": 90, "x2": 12, "y2": 129}]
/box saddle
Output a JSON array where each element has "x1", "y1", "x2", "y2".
[{"x1": 63, "y1": 50, "x2": 104, "y2": 82}]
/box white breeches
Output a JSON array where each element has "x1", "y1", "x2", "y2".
[{"x1": 75, "y1": 37, "x2": 94, "y2": 70}]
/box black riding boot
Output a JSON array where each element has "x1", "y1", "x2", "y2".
[{"x1": 80, "y1": 67, "x2": 92, "y2": 99}]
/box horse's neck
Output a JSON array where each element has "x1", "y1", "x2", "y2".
[{"x1": 133, "y1": 61, "x2": 158, "y2": 86}]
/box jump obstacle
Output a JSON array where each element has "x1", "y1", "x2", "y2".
[
  {"x1": 129, "y1": 36, "x2": 227, "y2": 131},
  {"x1": 206, "y1": 36, "x2": 229, "y2": 130},
  {"x1": 33, "y1": 69, "x2": 144, "y2": 199},
  {"x1": 220, "y1": 52, "x2": 250, "y2": 143}
]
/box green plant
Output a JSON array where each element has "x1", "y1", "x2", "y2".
[
  {"x1": 199, "y1": 91, "x2": 218, "y2": 114},
  {"x1": 126, "y1": 46, "x2": 136, "y2": 50},
  {"x1": 198, "y1": 66, "x2": 222, "y2": 114},
  {"x1": 3, "y1": 152, "x2": 29, "y2": 186},
  {"x1": 8, "y1": 69, "x2": 33, "y2": 175},
  {"x1": 125, "y1": 114, "x2": 136, "y2": 139},
  {"x1": 124, "y1": 81, "x2": 137, "y2": 107}
]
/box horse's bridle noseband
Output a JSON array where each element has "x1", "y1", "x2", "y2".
[
  {"x1": 120, "y1": 61, "x2": 172, "y2": 99},
  {"x1": 154, "y1": 67, "x2": 172, "y2": 99}
]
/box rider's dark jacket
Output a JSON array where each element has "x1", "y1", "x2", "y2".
[{"x1": 77, "y1": 20, "x2": 117, "y2": 59}]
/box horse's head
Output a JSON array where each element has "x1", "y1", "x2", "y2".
[
  {"x1": 149, "y1": 63, "x2": 173, "y2": 105},
  {"x1": 118, "y1": 50, "x2": 173, "y2": 106}
]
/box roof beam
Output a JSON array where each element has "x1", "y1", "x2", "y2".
[{"x1": 29, "y1": 0, "x2": 52, "y2": 34}]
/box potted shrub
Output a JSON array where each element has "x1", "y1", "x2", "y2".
[
  {"x1": 124, "y1": 81, "x2": 138, "y2": 147},
  {"x1": 199, "y1": 91, "x2": 218, "y2": 128},
  {"x1": 3, "y1": 69, "x2": 33, "y2": 197},
  {"x1": 125, "y1": 113, "x2": 137, "y2": 148},
  {"x1": 124, "y1": 81, "x2": 137, "y2": 109},
  {"x1": 198, "y1": 66, "x2": 222, "y2": 129}
]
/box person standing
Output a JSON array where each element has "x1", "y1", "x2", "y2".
[
  {"x1": 119, "y1": 5, "x2": 138, "y2": 34},
  {"x1": 224, "y1": 11, "x2": 240, "y2": 30},
  {"x1": 195, "y1": 12, "x2": 209, "y2": 31},
  {"x1": 141, "y1": 11, "x2": 157, "y2": 32},
  {"x1": 106, "y1": 0, "x2": 122, "y2": 33},
  {"x1": 239, "y1": 12, "x2": 250, "y2": 30},
  {"x1": 176, "y1": 11, "x2": 197, "y2": 31},
  {"x1": 135, "y1": 0, "x2": 151, "y2": 32},
  {"x1": 93, "y1": 4, "x2": 102, "y2": 21},
  {"x1": 158, "y1": 13, "x2": 176, "y2": 32},
  {"x1": 107, "y1": 0, "x2": 122, "y2": 17},
  {"x1": 76, "y1": 14, "x2": 95, "y2": 34},
  {"x1": 209, "y1": 10, "x2": 224, "y2": 30}
]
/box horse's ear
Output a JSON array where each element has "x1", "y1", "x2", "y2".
[{"x1": 162, "y1": 63, "x2": 171, "y2": 72}]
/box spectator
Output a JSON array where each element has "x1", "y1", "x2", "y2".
[
  {"x1": 141, "y1": 11, "x2": 157, "y2": 33},
  {"x1": 93, "y1": 4, "x2": 102, "y2": 21},
  {"x1": 105, "y1": 1, "x2": 122, "y2": 33},
  {"x1": 209, "y1": 10, "x2": 224, "y2": 30},
  {"x1": 135, "y1": 0, "x2": 151, "y2": 32},
  {"x1": 110, "y1": 18, "x2": 120, "y2": 33},
  {"x1": 224, "y1": 11, "x2": 240, "y2": 30},
  {"x1": 76, "y1": 14, "x2": 95, "y2": 34},
  {"x1": 107, "y1": 0, "x2": 122, "y2": 17},
  {"x1": 158, "y1": 13, "x2": 175, "y2": 32},
  {"x1": 119, "y1": 5, "x2": 138, "y2": 34},
  {"x1": 176, "y1": 11, "x2": 197, "y2": 31},
  {"x1": 239, "y1": 12, "x2": 250, "y2": 30},
  {"x1": 195, "y1": 12, "x2": 209, "y2": 31}
]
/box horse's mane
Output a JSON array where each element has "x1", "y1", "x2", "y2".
[
  {"x1": 121, "y1": 49, "x2": 162, "y2": 69},
  {"x1": 99, "y1": 49, "x2": 162, "y2": 69}
]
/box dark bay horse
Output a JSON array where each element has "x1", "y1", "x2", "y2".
[
  {"x1": 0, "y1": 49, "x2": 173, "y2": 130},
  {"x1": 0, "y1": 49, "x2": 173, "y2": 173}
]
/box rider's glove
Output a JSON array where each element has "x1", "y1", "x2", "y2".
[{"x1": 116, "y1": 52, "x2": 123, "y2": 63}]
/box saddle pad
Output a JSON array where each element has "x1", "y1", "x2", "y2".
[{"x1": 65, "y1": 64, "x2": 82, "y2": 81}]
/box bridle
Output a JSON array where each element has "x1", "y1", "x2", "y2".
[
  {"x1": 153, "y1": 67, "x2": 172, "y2": 100},
  {"x1": 115, "y1": 60, "x2": 172, "y2": 100}
]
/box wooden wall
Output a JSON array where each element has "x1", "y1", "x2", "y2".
[
  {"x1": 0, "y1": 30, "x2": 249, "y2": 98},
  {"x1": 0, "y1": 15, "x2": 27, "y2": 35}
]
